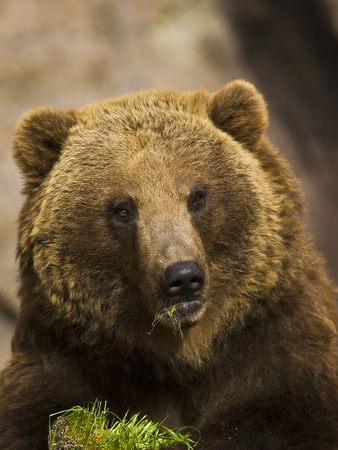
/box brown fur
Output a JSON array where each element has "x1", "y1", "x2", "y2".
[{"x1": 1, "y1": 80, "x2": 337, "y2": 449}]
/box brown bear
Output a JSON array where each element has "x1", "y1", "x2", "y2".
[{"x1": 0, "y1": 80, "x2": 337, "y2": 449}]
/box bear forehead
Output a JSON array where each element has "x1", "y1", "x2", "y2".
[
  {"x1": 59, "y1": 106, "x2": 245, "y2": 188},
  {"x1": 72, "y1": 102, "x2": 223, "y2": 153},
  {"x1": 54, "y1": 132, "x2": 222, "y2": 207}
]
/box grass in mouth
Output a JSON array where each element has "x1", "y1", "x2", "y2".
[
  {"x1": 147, "y1": 305, "x2": 184, "y2": 339},
  {"x1": 49, "y1": 400, "x2": 199, "y2": 449}
]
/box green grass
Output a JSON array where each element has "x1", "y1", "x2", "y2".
[{"x1": 49, "y1": 400, "x2": 199, "y2": 449}]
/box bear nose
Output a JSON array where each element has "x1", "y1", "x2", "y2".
[{"x1": 159, "y1": 261, "x2": 204, "y2": 297}]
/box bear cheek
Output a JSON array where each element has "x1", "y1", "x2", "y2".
[{"x1": 31, "y1": 211, "x2": 114, "y2": 304}]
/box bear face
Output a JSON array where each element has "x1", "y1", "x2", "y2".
[{"x1": 13, "y1": 82, "x2": 288, "y2": 364}]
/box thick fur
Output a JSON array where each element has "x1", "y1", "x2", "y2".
[{"x1": 1, "y1": 81, "x2": 337, "y2": 449}]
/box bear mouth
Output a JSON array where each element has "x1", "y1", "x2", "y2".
[{"x1": 156, "y1": 296, "x2": 205, "y2": 329}]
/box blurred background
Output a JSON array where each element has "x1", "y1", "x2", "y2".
[{"x1": 1, "y1": 0, "x2": 337, "y2": 370}]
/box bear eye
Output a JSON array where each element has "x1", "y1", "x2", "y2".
[
  {"x1": 192, "y1": 196, "x2": 204, "y2": 207},
  {"x1": 189, "y1": 191, "x2": 206, "y2": 211},
  {"x1": 107, "y1": 199, "x2": 135, "y2": 226},
  {"x1": 115, "y1": 208, "x2": 130, "y2": 219}
]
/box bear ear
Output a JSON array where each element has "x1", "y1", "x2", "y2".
[
  {"x1": 12, "y1": 107, "x2": 77, "y2": 187},
  {"x1": 208, "y1": 80, "x2": 269, "y2": 147}
]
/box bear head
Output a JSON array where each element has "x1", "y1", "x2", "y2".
[{"x1": 13, "y1": 81, "x2": 300, "y2": 365}]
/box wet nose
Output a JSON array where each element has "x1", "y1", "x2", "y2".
[{"x1": 159, "y1": 261, "x2": 204, "y2": 297}]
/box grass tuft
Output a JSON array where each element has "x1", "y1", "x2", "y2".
[{"x1": 49, "y1": 400, "x2": 199, "y2": 449}]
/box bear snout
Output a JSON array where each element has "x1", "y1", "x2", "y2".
[{"x1": 159, "y1": 260, "x2": 204, "y2": 297}]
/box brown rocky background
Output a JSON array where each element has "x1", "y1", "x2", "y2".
[{"x1": 1, "y1": 0, "x2": 337, "y2": 370}]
